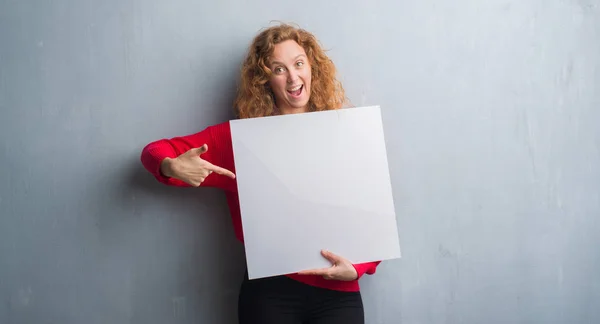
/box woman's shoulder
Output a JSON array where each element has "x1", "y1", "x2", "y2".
[{"x1": 205, "y1": 120, "x2": 232, "y2": 133}]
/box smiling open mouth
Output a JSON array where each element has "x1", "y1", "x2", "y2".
[{"x1": 287, "y1": 85, "x2": 303, "y2": 97}]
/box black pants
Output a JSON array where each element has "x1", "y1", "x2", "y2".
[{"x1": 238, "y1": 271, "x2": 364, "y2": 324}]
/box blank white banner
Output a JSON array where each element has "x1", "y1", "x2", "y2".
[{"x1": 230, "y1": 106, "x2": 401, "y2": 279}]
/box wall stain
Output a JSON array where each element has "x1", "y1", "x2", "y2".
[
  {"x1": 438, "y1": 244, "x2": 457, "y2": 258},
  {"x1": 172, "y1": 296, "x2": 187, "y2": 319}
]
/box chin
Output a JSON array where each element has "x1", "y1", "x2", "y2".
[
  {"x1": 293, "y1": 101, "x2": 309, "y2": 108},
  {"x1": 293, "y1": 103, "x2": 310, "y2": 111},
  {"x1": 288, "y1": 96, "x2": 310, "y2": 108}
]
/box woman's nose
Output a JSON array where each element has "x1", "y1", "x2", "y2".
[{"x1": 287, "y1": 71, "x2": 298, "y2": 83}]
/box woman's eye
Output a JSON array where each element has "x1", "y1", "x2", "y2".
[
  {"x1": 296, "y1": 61, "x2": 304, "y2": 67},
  {"x1": 275, "y1": 67, "x2": 285, "y2": 73}
]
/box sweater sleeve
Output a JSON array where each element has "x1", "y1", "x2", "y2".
[
  {"x1": 352, "y1": 261, "x2": 381, "y2": 279},
  {"x1": 140, "y1": 122, "x2": 233, "y2": 189}
]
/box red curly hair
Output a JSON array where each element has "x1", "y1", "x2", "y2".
[{"x1": 233, "y1": 23, "x2": 347, "y2": 119}]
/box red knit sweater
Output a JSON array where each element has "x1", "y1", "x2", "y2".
[{"x1": 140, "y1": 121, "x2": 380, "y2": 292}]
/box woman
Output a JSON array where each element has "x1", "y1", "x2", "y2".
[{"x1": 140, "y1": 23, "x2": 380, "y2": 324}]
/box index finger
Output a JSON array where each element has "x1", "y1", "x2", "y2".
[
  {"x1": 206, "y1": 163, "x2": 236, "y2": 179},
  {"x1": 297, "y1": 267, "x2": 330, "y2": 276}
]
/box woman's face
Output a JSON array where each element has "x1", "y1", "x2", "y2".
[{"x1": 268, "y1": 40, "x2": 312, "y2": 114}]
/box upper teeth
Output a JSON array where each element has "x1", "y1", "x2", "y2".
[{"x1": 289, "y1": 85, "x2": 302, "y2": 91}]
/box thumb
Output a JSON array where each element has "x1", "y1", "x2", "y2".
[
  {"x1": 321, "y1": 250, "x2": 341, "y2": 264},
  {"x1": 190, "y1": 144, "x2": 208, "y2": 156}
]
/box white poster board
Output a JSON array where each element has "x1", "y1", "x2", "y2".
[{"x1": 230, "y1": 105, "x2": 401, "y2": 279}]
